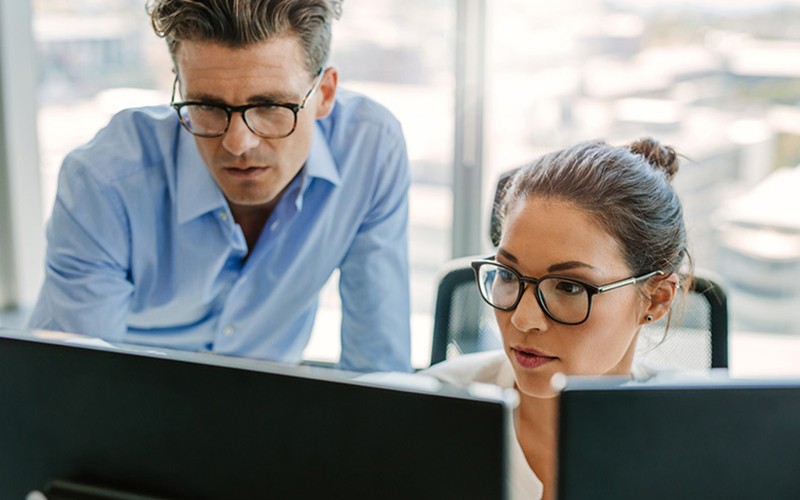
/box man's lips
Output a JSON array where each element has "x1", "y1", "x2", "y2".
[
  {"x1": 222, "y1": 166, "x2": 269, "y2": 178},
  {"x1": 511, "y1": 346, "x2": 557, "y2": 369}
]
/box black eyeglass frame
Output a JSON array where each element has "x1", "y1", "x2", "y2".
[
  {"x1": 170, "y1": 67, "x2": 325, "y2": 139},
  {"x1": 470, "y1": 257, "x2": 664, "y2": 325}
]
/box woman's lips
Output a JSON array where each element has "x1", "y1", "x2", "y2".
[{"x1": 512, "y1": 347, "x2": 557, "y2": 369}]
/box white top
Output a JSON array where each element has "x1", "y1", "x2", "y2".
[
  {"x1": 420, "y1": 350, "x2": 544, "y2": 500},
  {"x1": 418, "y1": 350, "x2": 703, "y2": 500}
]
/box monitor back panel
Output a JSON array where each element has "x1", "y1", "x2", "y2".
[
  {"x1": 557, "y1": 382, "x2": 800, "y2": 500},
  {"x1": 0, "y1": 333, "x2": 510, "y2": 500}
]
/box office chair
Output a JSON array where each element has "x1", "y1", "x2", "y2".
[
  {"x1": 430, "y1": 166, "x2": 516, "y2": 366},
  {"x1": 430, "y1": 256, "x2": 503, "y2": 365},
  {"x1": 431, "y1": 168, "x2": 729, "y2": 369},
  {"x1": 636, "y1": 273, "x2": 728, "y2": 370}
]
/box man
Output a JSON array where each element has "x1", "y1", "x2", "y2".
[{"x1": 28, "y1": 0, "x2": 411, "y2": 373}]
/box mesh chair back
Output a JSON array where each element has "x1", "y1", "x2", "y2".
[
  {"x1": 431, "y1": 261, "x2": 501, "y2": 365},
  {"x1": 637, "y1": 275, "x2": 728, "y2": 369}
]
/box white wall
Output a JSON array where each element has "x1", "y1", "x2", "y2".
[{"x1": 0, "y1": 0, "x2": 44, "y2": 309}]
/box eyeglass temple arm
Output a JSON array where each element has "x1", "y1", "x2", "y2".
[
  {"x1": 301, "y1": 67, "x2": 326, "y2": 105},
  {"x1": 596, "y1": 270, "x2": 664, "y2": 293}
]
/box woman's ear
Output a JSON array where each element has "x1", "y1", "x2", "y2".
[{"x1": 641, "y1": 273, "x2": 679, "y2": 324}]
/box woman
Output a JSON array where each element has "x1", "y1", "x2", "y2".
[{"x1": 423, "y1": 138, "x2": 689, "y2": 500}]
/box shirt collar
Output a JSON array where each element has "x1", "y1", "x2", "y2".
[
  {"x1": 304, "y1": 122, "x2": 341, "y2": 187},
  {"x1": 176, "y1": 130, "x2": 228, "y2": 224},
  {"x1": 176, "y1": 123, "x2": 341, "y2": 224}
]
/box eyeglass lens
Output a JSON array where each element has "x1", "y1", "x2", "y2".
[
  {"x1": 177, "y1": 105, "x2": 296, "y2": 139},
  {"x1": 476, "y1": 263, "x2": 590, "y2": 323}
]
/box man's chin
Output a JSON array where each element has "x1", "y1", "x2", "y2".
[{"x1": 223, "y1": 190, "x2": 282, "y2": 210}]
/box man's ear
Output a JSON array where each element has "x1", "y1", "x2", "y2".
[
  {"x1": 315, "y1": 67, "x2": 338, "y2": 119},
  {"x1": 641, "y1": 273, "x2": 679, "y2": 324}
]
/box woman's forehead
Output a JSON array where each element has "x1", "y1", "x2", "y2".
[{"x1": 500, "y1": 197, "x2": 628, "y2": 276}]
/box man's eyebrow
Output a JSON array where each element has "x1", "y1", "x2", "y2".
[
  {"x1": 182, "y1": 91, "x2": 296, "y2": 105},
  {"x1": 181, "y1": 92, "x2": 227, "y2": 105},
  {"x1": 247, "y1": 92, "x2": 297, "y2": 104}
]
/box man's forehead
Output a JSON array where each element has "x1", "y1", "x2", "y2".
[
  {"x1": 174, "y1": 38, "x2": 311, "y2": 100},
  {"x1": 174, "y1": 36, "x2": 308, "y2": 78}
]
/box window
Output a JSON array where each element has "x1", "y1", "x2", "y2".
[
  {"x1": 2, "y1": 0, "x2": 797, "y2": 372},
  {"x1": 484, "y1": 0, "x2": 800, "y2": 337}
]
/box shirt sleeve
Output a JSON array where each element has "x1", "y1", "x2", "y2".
[
  {"x1": 337, "y1": 130, "x2": 412, "y2": 373},
  {"x1": 27, "y1": 155, "x2": 133, "y2": 340}
]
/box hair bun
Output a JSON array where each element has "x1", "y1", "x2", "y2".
[{"x1": 628, "y1": 137, "x2": 679, "y2": 180}]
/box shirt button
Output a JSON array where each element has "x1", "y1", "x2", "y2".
[
  {"x1": 219, "y1": 211, "x2": 229, "y2": 221},
  {"x1": 222, "y1": 326, "x2": 235, "y2": 336}
]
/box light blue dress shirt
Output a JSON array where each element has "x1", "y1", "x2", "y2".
[{"x1": 29, "y1": 89, "x2": 412, "y2": 372}]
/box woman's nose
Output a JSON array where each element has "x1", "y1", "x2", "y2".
[{"x1": 510, "y1": 286, "x2": 549, "y2": 333}]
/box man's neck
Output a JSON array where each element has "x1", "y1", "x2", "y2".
[
  {"x1": 228, "y1": 168, "x2": 303, "y2": 254},
  {"x1": 230, "y1": 201, "x2": 278, "y2": 253}
]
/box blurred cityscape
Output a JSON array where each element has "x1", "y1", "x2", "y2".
[
  {"x1": 28, "y1": 0, "x2": 800, "y2": 364},
  {"x1": 483, "y1": 0, "x2": 800, "y2": 335}
]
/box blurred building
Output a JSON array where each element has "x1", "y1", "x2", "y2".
[{"x1": 714, "y1": 166, "x2": 800, "y2": 333}]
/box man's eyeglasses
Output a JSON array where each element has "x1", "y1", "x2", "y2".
[
  {"x1": 471, "y1": 258, "x2": 663, "y2": 325},
  {"x1": 170, "y1": 68, "x2": 325, "y2": 139}
]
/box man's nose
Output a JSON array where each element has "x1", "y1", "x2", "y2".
[{"x1": 220, "y1": 113, "x2": 261, "y2": 156}]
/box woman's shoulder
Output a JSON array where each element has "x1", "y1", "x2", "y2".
[{"x1": 420, "y1": 350, "x2": 515, "y2": 388}]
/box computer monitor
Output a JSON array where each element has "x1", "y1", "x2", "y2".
[
  {"x1": 556, "y1": 376, "x2": 800, "y2": 500},
  {"x1": 0, "y1": 327, "x2": 516, "y2": 500}
]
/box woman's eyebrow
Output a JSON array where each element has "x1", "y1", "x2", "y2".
[
  {"x1": 496, "y1": 248, "x2": 518, "y2": 264},
  {"x1": 498, "y1": 248, "x2": 597, "y2": 273},
  {"x1": 547, "y1": 261, "x2": 596, "y2": 273}
]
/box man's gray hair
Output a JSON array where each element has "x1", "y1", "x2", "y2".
[{"x1": 147, "y1": 0, "x2": 343, "y2": 75}]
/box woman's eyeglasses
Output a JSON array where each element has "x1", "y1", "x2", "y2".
[{"x1": 471, "y1": 258, "x2": 663, "y2": 325}]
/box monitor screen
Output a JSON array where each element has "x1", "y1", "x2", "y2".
[
  {"x1": 0, "y1": 328, "x2": 515, "y2": 500},
  {"x1": 556, "y1": 376, "x2": 800, "y2": 500}
]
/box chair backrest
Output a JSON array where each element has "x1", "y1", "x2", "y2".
[
  {"x1": 430, "y1": 257, "x2": 502, "y2": 365},
  {"x1": 636, "y1": 273, "x2": 729, "y2": 369},
  {"x1": 430, "y1": 167, "x2": 517, "y2": 365},
  {"x1": 430, "y1": 258, "x2": 729, "y2": 369}
]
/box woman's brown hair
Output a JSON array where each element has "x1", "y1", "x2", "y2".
[{"x1": 498, "y1": 138, "x2": 692, "y2": 290}]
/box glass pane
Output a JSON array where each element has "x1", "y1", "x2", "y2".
[
  {"x1": 34, "y1": 0, "x2": 172, "y2": 215},
  {"x1": 315, "y1": 0, "x2": 455, "y2": 367}
]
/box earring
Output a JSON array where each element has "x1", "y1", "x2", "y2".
[{"x1": 646, "y1": 315, "x2": 653, "y2": 322}]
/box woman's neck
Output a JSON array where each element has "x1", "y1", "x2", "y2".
[{"x1": 515, "y1": 392, "x2": 559, "y2": 500}]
